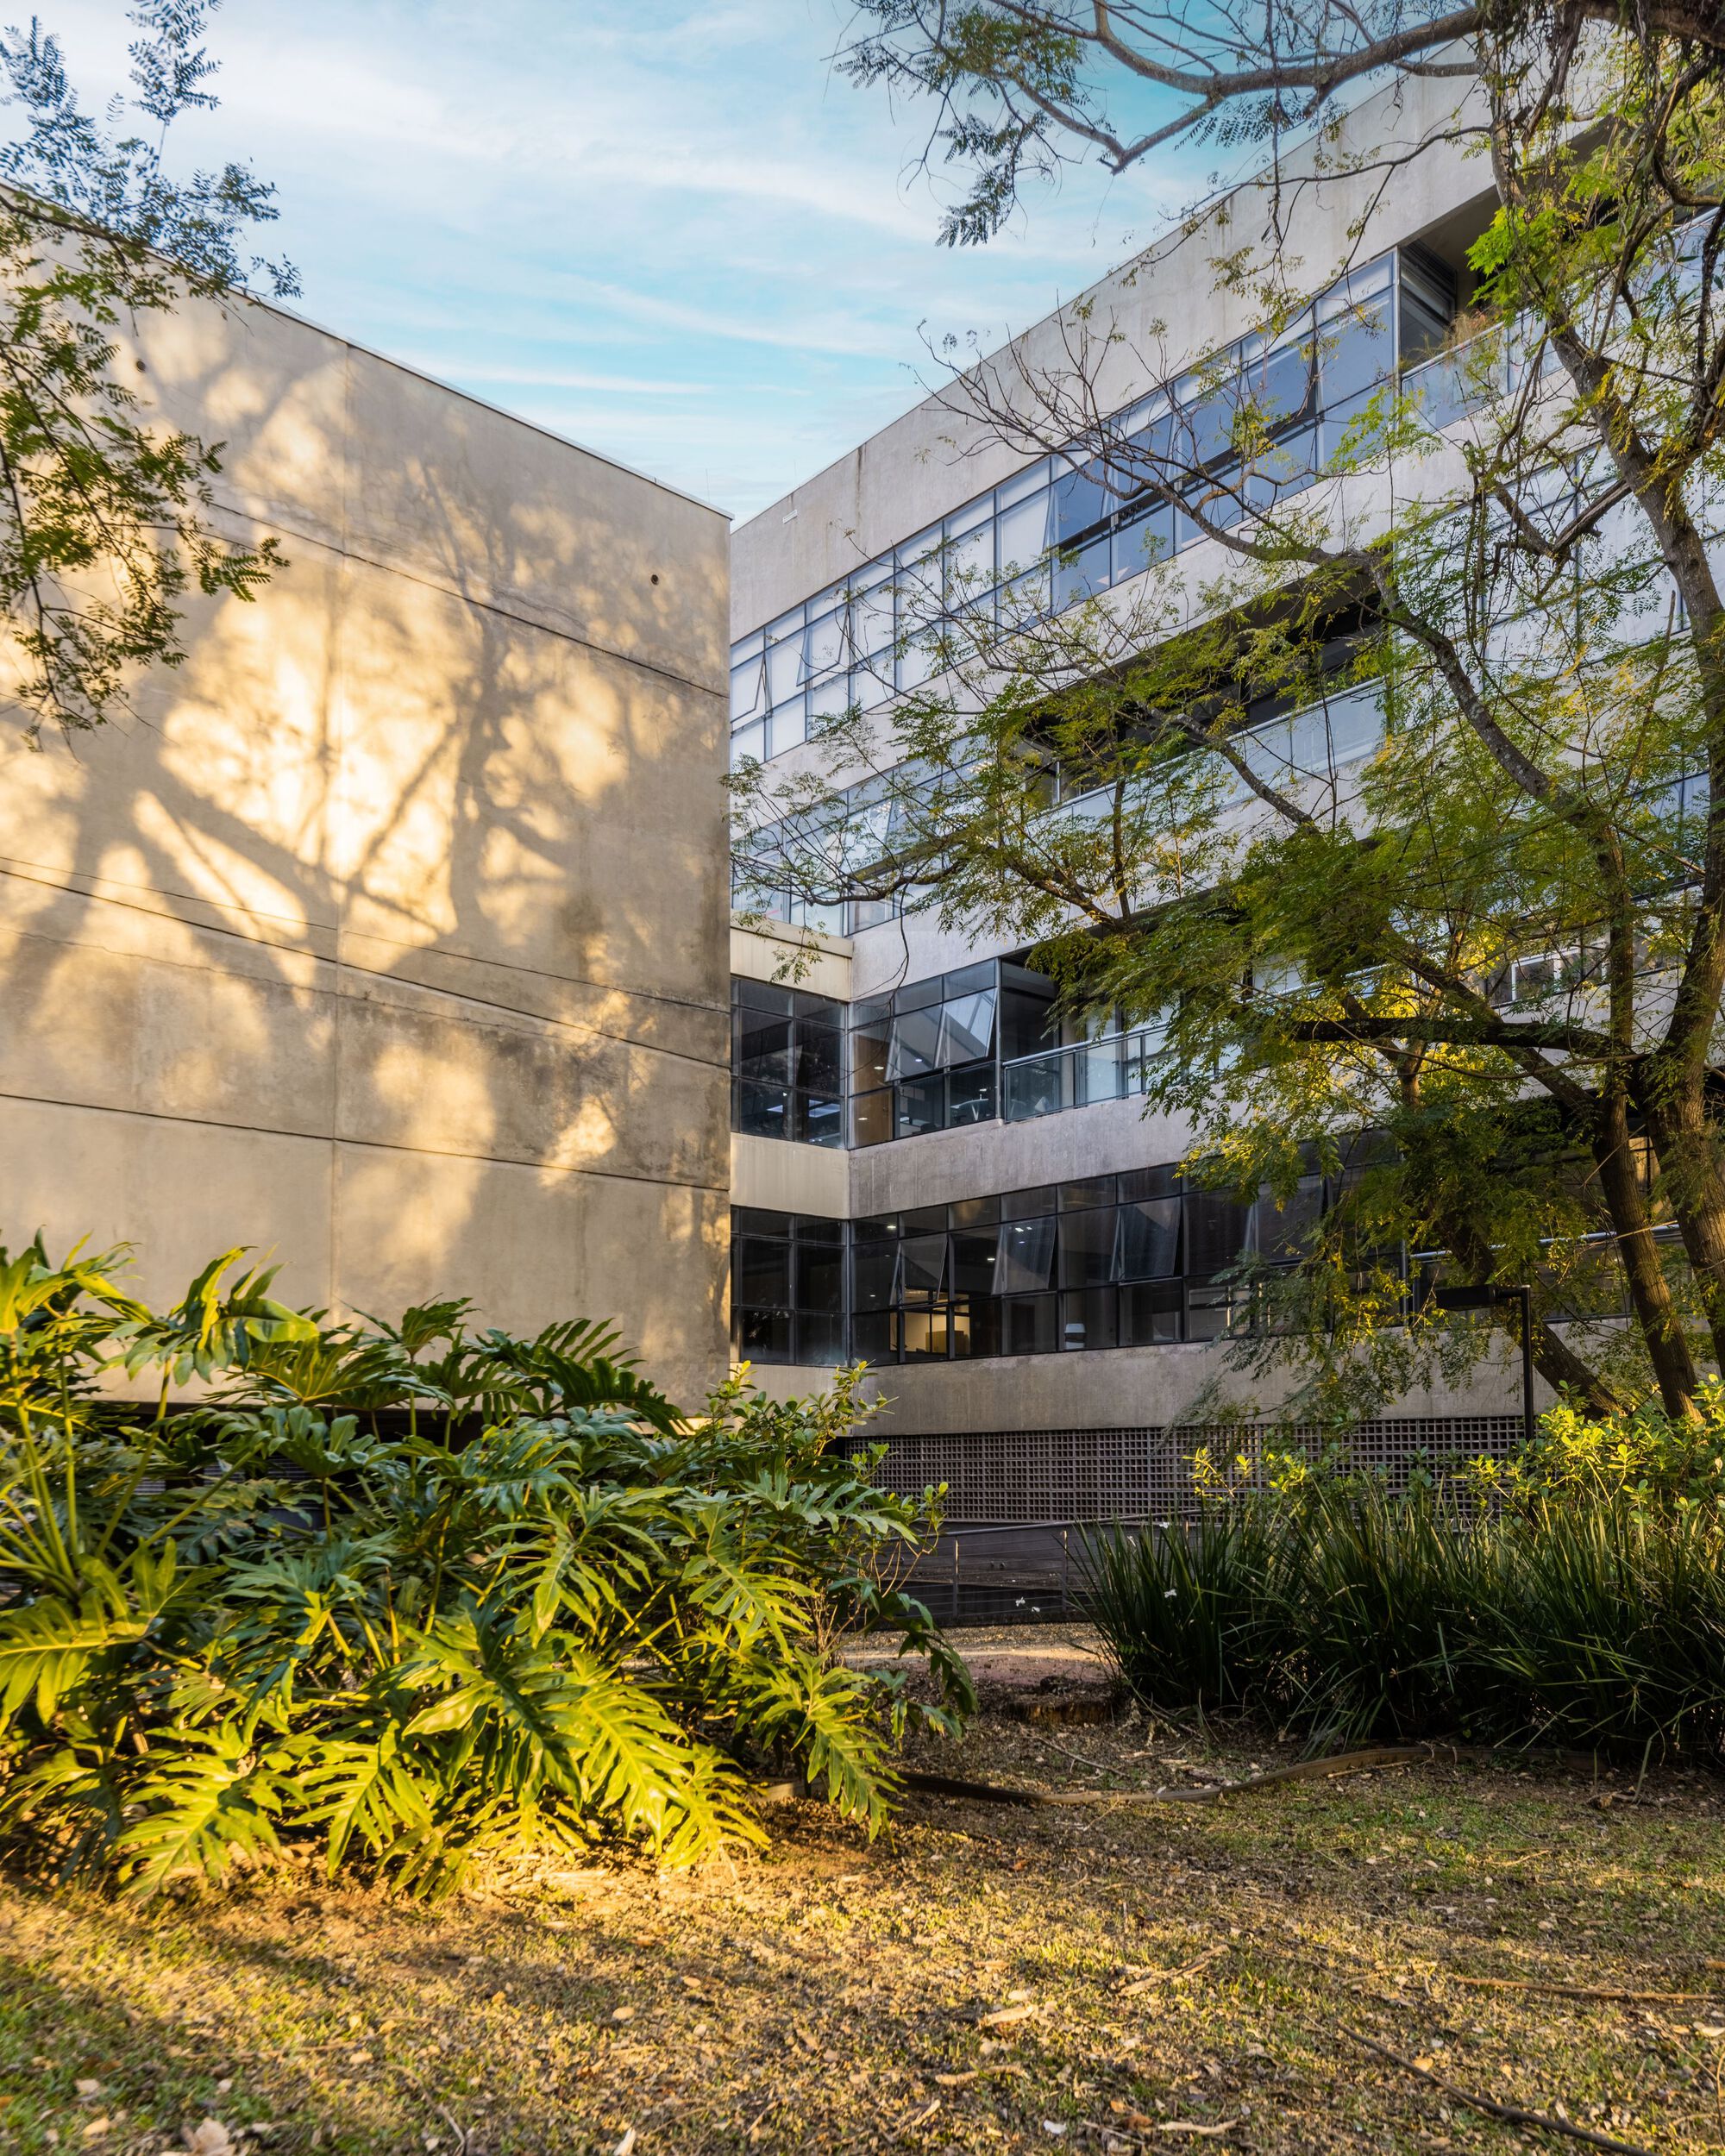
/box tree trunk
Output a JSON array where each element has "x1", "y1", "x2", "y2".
[
  {"x1": 1637, "y1": 1080, "x2": 1725, "y2": 1376},
  {"x1": 1590, "y1": 1097, "x2": 1700, "y2": 1417}
]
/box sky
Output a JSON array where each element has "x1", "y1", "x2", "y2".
[{"x1": 22, "y1": 1, "x2": 1211, "y2": 521}]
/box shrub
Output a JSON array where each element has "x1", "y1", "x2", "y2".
[
  {"x1": 0, "y1": 1238, "x2": 970, "y2": 1896},
  {"x1": 1084, "y1": 1425, "x2": 1725, "y2": 1764}
]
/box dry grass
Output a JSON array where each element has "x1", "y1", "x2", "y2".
[{"x1": 3, "y1": 1628, "x2": 1724, "y2": 2156}]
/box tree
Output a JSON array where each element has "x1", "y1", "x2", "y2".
[
  {"x1": 733, "y1": 16, "x2": 1725, "y2": 1419},
  {"x1": 0, "y1": 2, "x2": 295, "y2": 744},
  {"x1": 837, "y1": 1, "x2": 1725, "y2": 247}
]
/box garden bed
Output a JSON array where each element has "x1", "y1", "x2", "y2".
[{"x1": 6, "y1": 1648, "x2": 1723, "y2": 2155}]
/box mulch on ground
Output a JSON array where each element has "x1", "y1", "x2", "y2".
[{"x1": 3, "y1": 1627, "x2": 1722, "y2": 2155}]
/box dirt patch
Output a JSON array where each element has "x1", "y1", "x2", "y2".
[{"x1": 3, "y1": 1699, "x2": 1723, "y2": 2155}]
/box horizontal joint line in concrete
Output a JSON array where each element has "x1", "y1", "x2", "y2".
[
  {"x1": 0, "y1": 1087, "x2": 731, "y2": 1194},
  {"x1": 215, "y1": 498, "x2": 729, "y2": 706},
  {"x1": 0, "y1": 862, "x2": 731, "y2": 1075}
]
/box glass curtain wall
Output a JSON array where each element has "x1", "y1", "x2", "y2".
[
  {"x1": 731, "y1": 1161, "x2": 1342, "y2": 1367},
  {"x1": 731, "y1": 978, "x2": 846, "y2": 1146},
  {"x1": 731, "y1": 1209, "x2": 848, "y2": 1364},
  {"x1": 729, "y1": 248, "x2": 1448, "y2": 769}
]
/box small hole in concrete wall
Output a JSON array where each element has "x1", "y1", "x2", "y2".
[{"x1": 650, "y1": 573, "x2": 660, "y2": 585}]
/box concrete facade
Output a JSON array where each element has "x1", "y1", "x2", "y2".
[
  {"x1": 0, "y1": 291, "x2": 732, "y2": 1406},
  {"x1": 724, "y1": 69, "x2": 1558, "y2": 1471}
]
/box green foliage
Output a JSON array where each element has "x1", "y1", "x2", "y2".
[
  {"x1": 0, "y1": 1236, "x2": 969, "y2": 1898},
  {"x1": 0, "y1": 3, "x2": 296, "y2": 740},
  {"x1": 1085, "y1": 1427, "x2": 1725, "y2": 1761}
]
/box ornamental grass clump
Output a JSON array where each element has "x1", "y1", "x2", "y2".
[
  {"x1": 0, "y1": 1237, "x2": 970, "y2": 1898},
  {"x1": 1084, "y1": 1399, "x2": 1725, "y2": 1764}
]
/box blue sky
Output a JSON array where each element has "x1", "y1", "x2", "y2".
[{"x1": 32, "y1": 2, "x2": 1209, "y2": 520}]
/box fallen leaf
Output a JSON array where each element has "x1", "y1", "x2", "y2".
[
  {"x1": 613, "y1": 2131, "x2": 637, "y2": 2156},
  {"x1": 74, "y1": 2083, "x2": 104, "y2": 2102},
  {"x1": 934, "y1": 2073, "x2": 978, "y2": 2088},
  {"x1": 1042, "y1": 2123, "x2": 1069, "y2": 2139},
  {"x1": 611, "y1": 2006, "x2": 637, "y2": 2024},
  {"x1": 1158, "y1": 2122, "x2": 1243, "y2": 2140},
  {"x1": 979, "y1": 2002, "x2": 1036, "y2": 2028}
]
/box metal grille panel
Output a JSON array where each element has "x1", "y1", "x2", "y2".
[{"x1": 856, "y1": 1415, "x2": 1527, "y2": 1523}]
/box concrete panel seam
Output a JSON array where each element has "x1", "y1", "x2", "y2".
[
  {"x1": 205, "y1": 498, "x2": 731, "y2": 705},
  {"x1": 0, "y1": 868, "x2": 731, "y2": 1068},
  {"x1": 0, "y1": 1088, "x2": 731, "y2": 1193}
]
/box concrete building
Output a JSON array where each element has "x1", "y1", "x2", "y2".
[
  {"x1": 0, "y1": 286, "x2": 731, "y2": 1406},
  {"x1": 725, "y1": 72, "x2": 1540, "y2": 1515}
]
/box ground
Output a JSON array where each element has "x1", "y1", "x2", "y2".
[{"x1": 3, "y1": 1627, "x2": 1723, "y2": 2156}]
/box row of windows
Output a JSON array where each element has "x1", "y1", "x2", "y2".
[
  {"x1": 730, "y1": 1165, "x2": 1337, "y2": 1366},
  {"x1": 728, "y1": 248, "x2": 1454, "y2": 768}
]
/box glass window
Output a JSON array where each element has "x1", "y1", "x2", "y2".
[
  {"x1": 1003, "y1": 1294, "x2": 1058, "y2": 1355},
  {"x1": 765, "y1": 628, "x2": 803, "y2": 708},
  {"x1": 902, "y1": 1203, "x2": 949, "y2": 1234},
  {"x1": 950, "y1": 1193, "x2": 1002, "y2": 1229},
  {"x1": 1001, "y1": 1185, "x2": 1058, "y2": 1220},
  {"x1": 946, "y1": 1063, "x2": 997, "y2": 1126},
  {"x1": 1052, "y1": 457, "x2": 1110, "y2": 543},
  {"x1": 1320, "y1": 293, "x2": 1393, "y2": 411},
  {"x1": 946, "y1": 509, "x2": 995, "y2": 599},
  {"x1": 1062, "y1": 1288, "x2": 1118, "y2": 1351},
  {"x1": 1004, "y1": 1051, "x2": 1067, "y2": 1121},
  {"x1": 795, "y1": 1021, "x2": 843, "y2": 1093},
  {"x1": 851, "y1": 575, "x2": 894, "y2": 658},
  {"x1": 899, "y1": 1304, "x2": 950, "y2": 1362},
  {"x1": 738, "y1": 1307, "x2": 794, "y2": 1362},
  {"x1": 1117, "y1": 1198, "x2": 1181, "y2": 1279},
  {"x1": 735, "y1": 976, "x2": 794, "y2": 1014},
  {"x1": 735, "y1": 1008, "x2": 792, "y2": 1083},
  {"x1": 795, "y1": 1312, "x2": 846, "y2": 1365},
  {"x1": 851, "y1": 1244, "x2": 898, "y2": 1311},
  {"x1": 1119, "y1": 1163, "x2": 1180, "y2": 1203},
  {"x1": 1252, "y1": 1175, "x2": 1324, "y2": 1263},
  {"x1": 795, "y1": 1242, "x2": 844, "y2": 1313},
  {"x1": 1185, "y1": 1189, "x2": 1252, "y2": 1278},
  {"x1": 950, "y1": 1230, "x2": 1000, "y2": 1295},
  {"x1": 735, "y1": 1081, "x2": 792, "y2": 1140},
  {"x1": 888, "y1": 1006, "x2": 944, "y2": 1081},
  {"x1": 728, "y1": 720, "x2": 766, "y2": 767},
  {"x1": 894, "y1": 1074, "x2": 945, "y2": 1138},
  {"x1": 996, "y1": 486, "x2": 1051, "y2": 572},
  {"x1": 850, "y1": 1088, "x2": 894, "y2": 1148},
  {"x1": 805, "y1": 608, "x2": 845, "y2": 680},
  {"x1": 730, "y1": 654, "x2": 766, "y2": 724},
  {"x1": 938, "y1": 989, "x2": 997, "y2": 1065},
  {"x1": 998, "y1": 458, "x2": 1049, "y2": 506},
  {"x1": 997, "y1": 1215, "x2": 1056, "y2": 1294},
  {"x1": 1054, "y1": 533, "x2": 1110, "y2": 611},
  {"x1": 1057, "y1": 1207, "x2": 1117, "y2": 1289},
  {"x1": 850, "y1": 1310, "x2": 894, "y2": 1363},
  {"x1": 737, "y1": 1238, "x2": 791, "y2": 1307},
  {"x1": 1120, "y1": 1281, "x2": 1182, "y2": 1344},
  {"x1": 795, "y1": 1094, "x2": 844, "y2": 1148},
  {"x1": 898, "y1": 1233, "x2": 948, "y2": 1296},
  {"x1": 1114, "y1": 498, "x2": 1174, "y2": 580},
  {"x1": 771, "y1": 696, "x2": 807, "y2": 754},
  {"x1": 1061, "y1": 1176, "x2": 1117, "y2": 1211}
]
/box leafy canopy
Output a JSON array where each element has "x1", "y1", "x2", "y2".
[{"x1": 0, "y1": 2, "x2": 295, "y2": 741}]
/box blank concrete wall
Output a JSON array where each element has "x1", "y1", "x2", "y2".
[{"x1": 0, "y1": 292, "x2": 731, "y2": 1406}]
